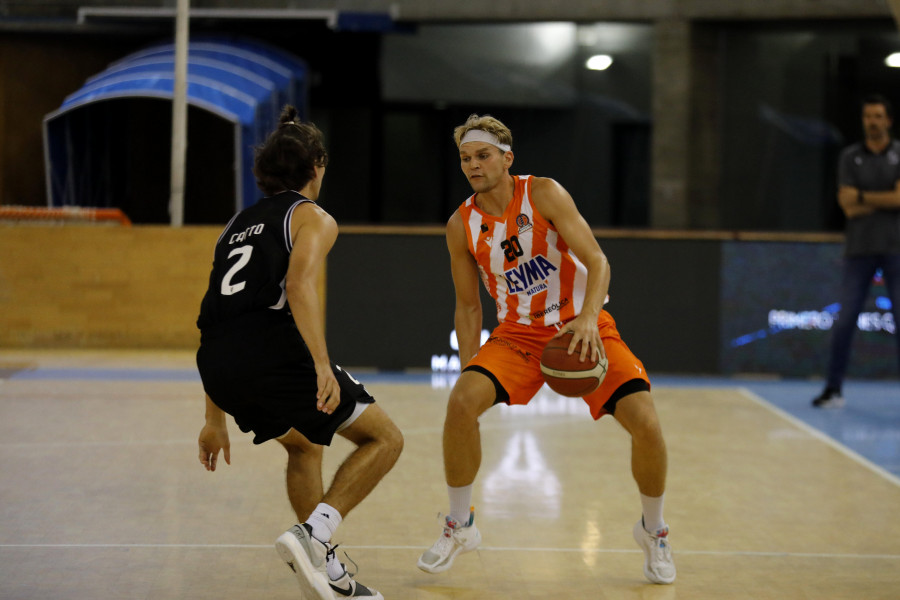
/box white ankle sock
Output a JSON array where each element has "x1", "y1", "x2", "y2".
[
  {"x1": 640, "y1": 493, "x2": 666, "y2": 534},
  {"x1": 448, "y1": 484, "x2": 473, "y2": 526},
  {"x1": 305, "y1": 502, "x2": 342, "y2": 543}
]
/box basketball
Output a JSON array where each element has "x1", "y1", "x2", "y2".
[{"x1": 540, "y1": 332, "x2": 608, "y2": 397}]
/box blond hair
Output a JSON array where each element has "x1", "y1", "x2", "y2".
[{"x1": 453, "y1": 114, "x2": 513, "y2": 149}]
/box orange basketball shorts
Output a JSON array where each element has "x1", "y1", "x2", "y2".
[{"x1": 464, "y1": 310, "x2": 650, "y2": 419}]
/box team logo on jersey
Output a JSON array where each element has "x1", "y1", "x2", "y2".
[
  {"x1": 515, "y1": 213, "x2": 533, "y2": 234},
  {"x1": 503, "y1": 254, "x2": 557, "y2": 296},
  {"x1": 480, "y1": 223, "x2": 489, "y2": 233}
]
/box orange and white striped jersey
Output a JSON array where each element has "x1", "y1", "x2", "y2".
[{"x1": 458, "y1": 175, "x2": 589, "y2": 327}]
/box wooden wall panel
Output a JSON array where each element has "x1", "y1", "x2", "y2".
[{"x1": 0, "y1": 226, "x2": 220, "y2": 348}]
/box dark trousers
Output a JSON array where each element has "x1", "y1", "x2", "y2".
[{"x1": 826, "y1": 253, "x2": 900, "y2": 389}]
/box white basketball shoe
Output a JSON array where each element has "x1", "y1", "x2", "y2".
[
  {"x1": 417, "y1": 510, "x2": 482, "y2": 574},
  {"x1": 632, "y1": 519, "x2": 676, "y2": 584}
]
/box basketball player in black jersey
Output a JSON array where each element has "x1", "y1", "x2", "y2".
[{"x1": 196, "y1": 105, "x2": 403, "y2": 600}]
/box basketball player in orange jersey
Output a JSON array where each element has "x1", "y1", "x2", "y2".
[{"x1": 416, "y1": 114, "x2": 675, "y2": 585}]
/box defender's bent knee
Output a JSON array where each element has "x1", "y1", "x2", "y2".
[
  {"x1": 340, "y1": 404, "x2": 403, "y2": 458},
  {"x1": 381, "y1": 420, "x2": 404, "y2": 460}
]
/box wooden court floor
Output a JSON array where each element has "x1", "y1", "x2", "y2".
[{"x1": 1, "y1": 350, "x2": 899, "y2": 600}]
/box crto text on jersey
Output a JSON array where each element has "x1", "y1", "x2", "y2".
[
  {"x1": 503, "y1": 254, "x2": 558, "y2": 296},
  {"x1": 229, "y1": 223, "x2": 265, "y2": 244}
]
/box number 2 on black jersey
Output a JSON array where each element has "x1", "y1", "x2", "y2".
[
  {"x1": 219, "y1": 243, "x2": 288, "y2": 309},
  {"x1": 220, "y1": 246, "x2": 252, "y2": 295}
]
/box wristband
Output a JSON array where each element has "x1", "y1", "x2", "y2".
[{"x1": 858, "y1": 190, "x2": 864, "y2": 205}]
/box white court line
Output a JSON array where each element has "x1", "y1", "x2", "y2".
[
  {"x1": 0, "y1": 418, "x2": 584, "y2": 449},
  {"x1": 0, "y1": 439, "x2": 202, "y2": 449},
  {"x1": 738, "y1": 388, "x2": 900, "y2": 489},
  {"x1": 1, "y1": 543, "x2": 898, "y2": 560}
]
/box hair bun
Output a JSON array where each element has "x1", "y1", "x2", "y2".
[{"x1": 279, "y1": 104, "x2": 299, "y2": 125}]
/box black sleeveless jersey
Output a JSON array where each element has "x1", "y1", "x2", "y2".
[{"x1": 197, "y1": 191, "x2": 313, "y2": 331}]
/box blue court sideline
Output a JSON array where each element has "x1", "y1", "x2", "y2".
[
  {"x1": 736, "y1": 378, "x2": 899, "y2": 479},
  {"x1": 6, "y1": 367, "x2": 899, "y2": 478}
]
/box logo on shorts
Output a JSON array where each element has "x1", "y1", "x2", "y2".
[{"x1": 485, "y1": 335, "x2": 532, "y2": 364}]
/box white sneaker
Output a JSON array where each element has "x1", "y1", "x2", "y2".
[
  {"x1": 328, "y1": 545, "x2": 384, "y2": 600},
  {"x1": 417, "y1": 511, "x2": 482, "y2": 574},
  {"x1": 633, "y1": 520, "x2": 676, "y2": 584},
  {"x1": 275, "y1": 524, "x2": 334, "y2": 600}
]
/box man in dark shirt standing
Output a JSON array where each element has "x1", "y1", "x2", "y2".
[{"x1": 813, "y1": 94, "x2": 900, "y2": 407}]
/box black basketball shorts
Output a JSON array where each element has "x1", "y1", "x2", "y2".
[{"x1": 197, "y1": 316, "x2": 374, "y2": 446}]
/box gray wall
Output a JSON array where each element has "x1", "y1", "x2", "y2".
[
  {"x1": 326, "y1": 233, "x2": 898, "y2": 379},
  {"x1": 325, "y1": 233, "x2": 722, "y2": 374}
]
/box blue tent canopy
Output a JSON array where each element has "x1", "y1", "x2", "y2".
[{"x1": 43, "y1": 36, "x2": 308, "y2": 214}]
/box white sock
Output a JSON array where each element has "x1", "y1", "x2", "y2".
[
  {"x1": 305, "y1": 502, "x2": 342, "y2": 543},
  {"x1": 640, "y1": 493, "x2": 666, "y2": 534},
  {"x1": 448, "y1": 484, "x2": 473, "y2": 526}
]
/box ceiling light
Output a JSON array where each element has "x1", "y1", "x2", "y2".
[
  {"x1": 585, "y1": 54, "x2": 613, "y2": 71},
  {"x1": 885, "y1": 53, "x2": 900, "y2": 68}
]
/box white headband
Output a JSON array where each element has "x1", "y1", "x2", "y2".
[{"x1": 459, "y1": 129, "x2": 511, "y2": 152}]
